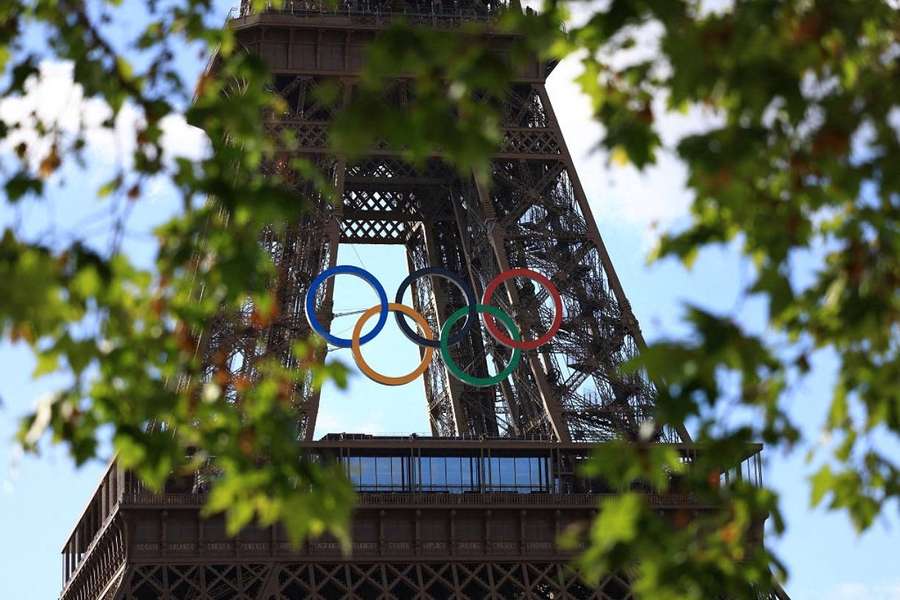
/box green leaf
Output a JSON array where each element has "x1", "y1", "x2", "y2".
[
  {"x1": 4, "y1": 173, "x2": 43, "y2": 202},
  {"x1": 810, "y1": 466, "x2": 834, "y2": 507}
]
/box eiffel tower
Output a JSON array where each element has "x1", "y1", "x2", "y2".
[{"x1": 58, "y1": 2, "x2": 776, "y2": 599}]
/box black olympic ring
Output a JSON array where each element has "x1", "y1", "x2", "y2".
[{"x1": 394, "y1": 267, "x2": 478, "y2": 349}]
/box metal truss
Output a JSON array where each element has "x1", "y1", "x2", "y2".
[
  {"x1": 57, "y1": 12, "x2": 782, "y2": 600},
  {"x1": 194, "y1": 10, "x2": 691, "y2": 445},
  {"x1": 118, "y1": 561, "x2": 634, "y2": 600},
  {"x1": 198, "y1": 69, "x2": 684, "y2": 443}
]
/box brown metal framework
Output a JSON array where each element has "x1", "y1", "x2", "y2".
[
  {"x1": 59, "y1": 440, "x2": 773, "y2": 600},
  {"x1": 117, "y1": 562, "x2": 632, "y2": 600},
  {"x1": 56, "y1": 4, "x2": 790, "y2": 600},
  {"x1": 194, "y1": 3, "x2": 686, "y2": 446}
]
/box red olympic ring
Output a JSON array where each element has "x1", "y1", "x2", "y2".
[{"x1": 481, "y1": 268, "x2": 563, "y2": 351}]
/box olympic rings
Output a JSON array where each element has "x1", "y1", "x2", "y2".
[
  {"x1": 303, "y1": 264, "x2": 561, "y2": 387},
  {"x1": 394, "y1": 267, "x2": 478, "y2": 348},
  {"x1": 481, "y1": 268, "x2": 563, "y2": 351},
  {"x1": 305, "y1": 265, "x2": 389, "y2": 348},
  {"x1": 440, "y1": 304, "x2": 522, "y2": 387},
  {"x1": 352, "y1": 303, "x2": 434, "y2": 386}
]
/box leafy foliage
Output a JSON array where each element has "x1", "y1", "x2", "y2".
[
  {"x1": 548, "y1": 0, "x2": 896, "y2": 595},
  {"x1": 2, "y1": 0, "x2": 356, "y2": 544},
  {"x1": 565, "y1": 441, "x2": 784, "y2": 599},
  {"x1": 0, "y1": 0, "x2": 897, "y2": 596}
]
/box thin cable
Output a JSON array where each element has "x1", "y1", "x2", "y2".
[
  {"x1": 332, "y1": 308, "x2": 370, "y2": 318},
  {"x1": 349, "y1": 243, "x2": 368, "y2": 270}
]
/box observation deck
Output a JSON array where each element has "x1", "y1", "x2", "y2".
[
  {"x1": 237, "y1": 0, "x2": 506, "y2": 22},
  {"x1": 223, "y1": 0, "x2": 556, "y2": 84},
  {"x1": 59, "y1": 436, "x2": 764, "y2": 600}
]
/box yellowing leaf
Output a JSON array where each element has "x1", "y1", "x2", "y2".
[{"x1": 611, "y1": 145, "x2": 630, "y2": 166}]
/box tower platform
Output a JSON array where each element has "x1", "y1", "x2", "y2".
[{"x1": 59, "y1": 436, "x2": 764, "y2": 599}]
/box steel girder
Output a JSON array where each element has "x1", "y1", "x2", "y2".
[{"x1": 197, "y1": 51, "x2": 684, "y2": 444}]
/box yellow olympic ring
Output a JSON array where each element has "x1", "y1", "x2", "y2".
[{"x1": 351, "y1": 303, "x2": 434, "y2": 386}]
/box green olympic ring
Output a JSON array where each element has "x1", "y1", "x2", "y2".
[{"x1": 440, "y1": 304, "x2": 522, "y2": 387}]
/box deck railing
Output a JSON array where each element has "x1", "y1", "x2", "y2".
[
  {"x1": 60, "y1": 439, "x2": 763, "y2": 597},
  {"x1": 237, "y1": 0, "x2": 503, "y2": 20},
  {"x1": 59, "y1": 459, "x2": 131, "y2": 597}
]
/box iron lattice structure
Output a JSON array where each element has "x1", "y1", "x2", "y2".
[
  {"x1": 197, "y1": 1, "x2": 687, "y2": 446},
  {"x1": 59, "y1": 442, "x2": 778, "y2": 600},
  {"x1": 56, "y1": 4, "x2": 791, "y2": 600},
  {"x1": 119, "y1": 561, "x2": 633, "y2": 599}
]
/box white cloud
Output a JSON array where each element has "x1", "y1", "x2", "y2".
[
  {"x1": 546, "y1": 49, "x2": 722, "y2": 245},
  {"x1": 699, "y1": 0, "x2": 735, "y2": 16},
  {"x1": 886, "y1": 106, "x2": 900, "y2": 143},
  {"x1": 0, "y1": 60, "x2": 208, "y2": 172},
  {"x1": 0, "y1": 61, "x2": 108, "y2": 136}
]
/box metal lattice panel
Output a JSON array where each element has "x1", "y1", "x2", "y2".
[
  {"x1": 197, "y1": 22, "x2": 687, "y2": 444},
  {"x1": 118, "y1": 561, "x2": 634, "y2": 600},
  {"x1": 57, "y1": 14, "x2": 783, "y2": 600},
  {"x1": 198, "y1": 153, "x2": 340, "y2": 438}
]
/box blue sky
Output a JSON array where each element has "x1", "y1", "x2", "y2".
[{"x1": 0, "y1": 3, "x2": 898, "y2": 599}]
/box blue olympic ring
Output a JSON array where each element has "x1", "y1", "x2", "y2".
[{"x1": 305, "y1": 265, "x2": 389, "y2": 348}]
